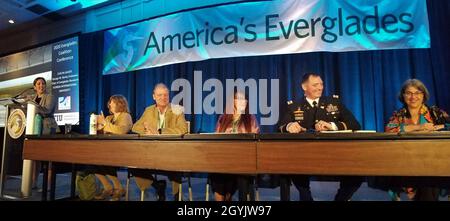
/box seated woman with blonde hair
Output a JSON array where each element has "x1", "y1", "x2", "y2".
[{"x1": 94, "y1": 94, "x2": 133, "y2": 201}]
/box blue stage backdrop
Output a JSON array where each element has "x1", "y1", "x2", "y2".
[{"x1": 78, "y1": 0, "x2": 449, "y2": 133}]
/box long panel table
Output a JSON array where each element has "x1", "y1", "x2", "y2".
[
  {"x1": 23, "y1": 134, "x2": 257, "y2": 174},
  {"x1": 257, "y1": 133, "x2": 450, "y2": 176},
  {"x1": 22, "y1": 132, "x2": 450, "y2": 200}
]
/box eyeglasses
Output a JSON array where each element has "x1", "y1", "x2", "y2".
[{"x1": 404, "y1": 91, "x2": 423, "y2": 97}]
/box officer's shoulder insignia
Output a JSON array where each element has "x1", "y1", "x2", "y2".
[
  {"x1": 287, "y1": 100, "x2": 293, "y2": 105},
  {"x1": 332, "y1": 95, "x2": 339, "y2": 99}
]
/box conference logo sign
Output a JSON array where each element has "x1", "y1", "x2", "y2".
[{"x1": 58, "y1": 96, "x2": 71, "y2": 110}]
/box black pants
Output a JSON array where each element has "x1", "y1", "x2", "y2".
[
  {"x1": 209, "y1": 174, "x2": 255, "y2": 201},
  {"x1": 291, "y1": 175, "x2": 363, "y2": 201},
  {"x1": 414, "y1": 187, "x2": 440, "y2": 201},
  {"x1": 210, "y1": 174, "x2": 237, "y2": 197},
  {"x1": 237, "y1": 176, "x2": 255, "y2": 201}
]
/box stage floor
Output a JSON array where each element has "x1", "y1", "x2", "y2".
[{"x1": 1, "y1": 171, "x2": 448, "y2": 201}]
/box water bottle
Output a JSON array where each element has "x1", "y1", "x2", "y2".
[
  {"x1": 33, "y1": 114, "x2": 43, "y2": 135},
  {"x1": 89, "y1": 113, "x2": 97, "y2": 135}
]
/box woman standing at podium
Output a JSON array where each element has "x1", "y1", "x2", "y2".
[
  {"x1": 385, "y1": 79, "x2": 450, "y2": 201},
  {"x1": 210, "y1": 90, "x2": 259, "y2": 201},
  {"x1": 31, "y1": 77, "x2": 59, "y2": 189},
  {"x1": 94, "y1": 94, "x2": 133, "y2": 201},
  {"x1": 32, "y1": 77, "x2": 59, "y2": 134}
]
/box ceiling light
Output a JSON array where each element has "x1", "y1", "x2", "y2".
[{"x1": 8, "y1": 19, "x2": 15, "y2": 24}]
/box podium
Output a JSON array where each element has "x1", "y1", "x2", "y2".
[{"x1": 0, "y1": 98, "x2": 39, "y2": 199}]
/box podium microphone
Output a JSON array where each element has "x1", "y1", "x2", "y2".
[{"x1": 13, "y1": 87, "x2": 34, "y2": 99}]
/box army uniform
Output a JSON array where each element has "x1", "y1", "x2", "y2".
[
  {"x1": 279, "y1": 95, "x2": 360, "y2": 132},
  {"x1": 279, "y1": 95, "x2": 363, "y2": 201}
]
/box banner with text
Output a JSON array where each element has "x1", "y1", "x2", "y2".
[{"x1": 103, "y1": 0, "x2": 430, "y2": 75}]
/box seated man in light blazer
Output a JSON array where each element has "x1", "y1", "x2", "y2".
[{"x1": 132, "y1": 83, "x2": 187, "y2": 201}]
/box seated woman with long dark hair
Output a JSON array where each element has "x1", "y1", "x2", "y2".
[{"x1": 210, "y1": 91, "x2": 259, "y2": 201}]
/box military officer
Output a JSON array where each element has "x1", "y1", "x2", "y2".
[{"x1": 279, "y1": 73, "x2": 362, "y2": 201}]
